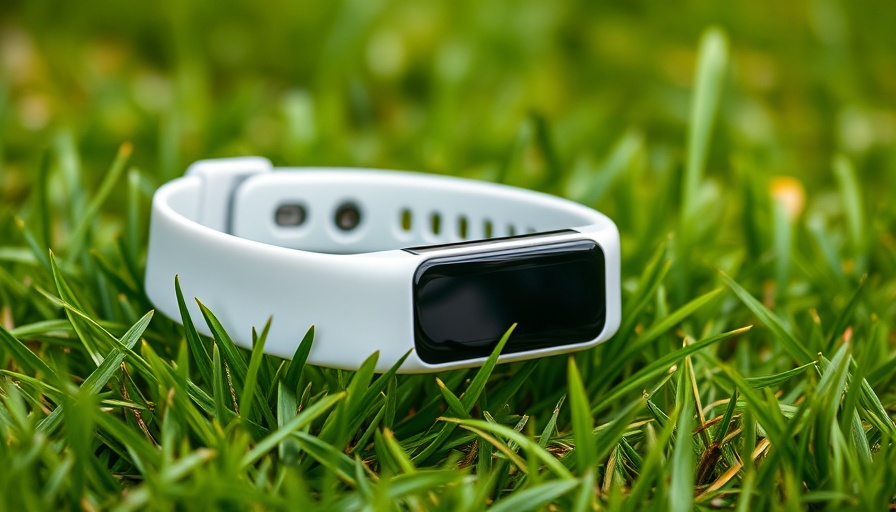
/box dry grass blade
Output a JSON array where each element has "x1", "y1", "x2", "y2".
[{"x1": 697, "y1": 438, "x2": 771, "y2": 500}]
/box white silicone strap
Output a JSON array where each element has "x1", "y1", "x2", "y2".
[{"x1": 145, "y1": 157, "x2": 620, "y2": 373}]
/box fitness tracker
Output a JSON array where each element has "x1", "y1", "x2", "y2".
[{"x1": 145, "y1": 157, "x2": 621, "y2": 373}]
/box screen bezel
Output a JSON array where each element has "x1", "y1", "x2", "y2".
[{"x1": 411, "y1": 239, "x2": 607, "y2": 365}]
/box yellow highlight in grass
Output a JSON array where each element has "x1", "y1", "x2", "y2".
[{"x1": 770, "y1": 176, "x2": 805, "y2": 220}]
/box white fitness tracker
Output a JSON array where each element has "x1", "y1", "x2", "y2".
[{"x1": 145, "y1": 157, "x2": 621, "y2": 374}]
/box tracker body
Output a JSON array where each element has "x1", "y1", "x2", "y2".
[{"x1": 145, "y1": 157, "x2": 620, "y2": 373}]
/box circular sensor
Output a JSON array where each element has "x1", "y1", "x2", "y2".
[
  {"x1": 334, "y1": 202, "x2": 362, "y2": 231},
  {"x1": 275, "y1": 204, "x2": 307, "y2": 227}
]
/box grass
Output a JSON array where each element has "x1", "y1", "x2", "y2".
[{"x1": 2, "y1": 1, "x2": 896, "y2": 510}]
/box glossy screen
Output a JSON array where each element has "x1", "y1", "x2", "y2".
[{"x1": 413, "y1": 240, "x2": 606, "y2": 364}]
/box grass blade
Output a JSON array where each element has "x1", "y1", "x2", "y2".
[
  {"x1": 412, "y1": 323, "x2": 516, "y2": 463},
  {"x1": 682, "y1": 27, "x2": 728, "y2": 224},
  {"x1": 293, "y1": 431, "x2": 358, "y2": 485},
  {"x1": 197, "y1": 299, "x2": 276, "y2": 427},
  {"x1": 442, "y1": 417, "x2": 573, "y2": 479},
  {"x1": 832, "y1": 154, "x2": 865, "y2": 251},
  {"x1": 567, "y1": 357, "x2": 596, "y2": 473},
  {"x1": 825, "y1": 276, "x2": 866, "y2": 352},
  {"x1": 175, "y1": 276, "x2": 213, "y2": 386},
  {"x1": 0, "y1": 324, "x2": 58, "y2": 379},
  {"x1": 669, "y1": 355, "x2": 695, "y2": 512},
  {"x1": 239, "y1": 320, "x2": 271, "y2": 421},
  {"x1": 65, "y1": 142, "x2": 132, "y2": 257},
  {"x1": 283, "y1": 326, "x2": 315, "y2": 392},
  {"x1": 594, "y1": 326, "x2": 751, "y2": 414},
  {"x1": 745, "y1": 361, "x2": 818, "y2": 388},
  {"x1": 241, "y1": 391, "x2": 346, "y2": 467},
  {"x1": 626, "y1": 287, "x2": 723, "y2": 355},
  {"x1": 721, "y1": 273, "x2": 813, "y2": 362},
  {"x1": 488, "y1": 479, "x2": 577, "y2": 512}
]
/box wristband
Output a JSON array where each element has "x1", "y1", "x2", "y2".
[{"x1": 145, "y1": 157, "x2": 621, "y2": 373}]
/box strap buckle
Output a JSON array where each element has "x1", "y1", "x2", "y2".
[{"x1": 186, "y1": 157, "x2": 273, "y2": 233}]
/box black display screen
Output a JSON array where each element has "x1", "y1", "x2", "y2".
[{"x1": 412, "y1": 240, "x2": 606, "y2": 364}]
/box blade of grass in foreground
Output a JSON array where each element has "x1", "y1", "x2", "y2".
[
  {"x1": 824, "y1": 276, "x2": 866, "y2": 352},
  {"x1": 334, "y1": 470, "x2": 467, "y2": 510},
  {"x1": 37, "y1": 311, "x2": 154, "y2": 435},
  {"x1": 239, "y1": 320, "x2": 271, "y2": 421},
  {"x1": 212, "y1": 343, "x2": 230, "y2": 423},
  {"x1": 197, "y1": 299, "x2": 276, "y2": 427},
  {"x1": 669, "y1": 348, "x2": 695, "y2": 512},
  {"x1": 93, "y1": 405, "x2": 162, "y2": 475},
  {"x1": 592, "y1": 397, "x2": 647, "y2": 469},
  {"x1": 241, "y1": 391, "x2": 346, "y2": 468},
  {"x1": 593, "y1": 326, "x2": 751, "y2": 414},
  {"x1": 344, "y1": 349, "x2": 411, "y2": 441},
  {"x1": 451, "y1": 422, "x2": 528, "y2": 474},
  {"x1": 625, "y1": 287, "x2": 723, "y2": 355},
  {"x1": 723, "y1": 272, "x2": 896, "y2": 438},
  {"x1": 487, "y1": 479, "x2": 578, "y2": 512},
  {"x1": 622, "y1": 409, "x2": 680, "y2": 510},
  {"x1": 572, "y1": 465, "x2": 596, "y2": 512},
  {"x1": 567, "y1": 357, "x2": 596, "y2": 474},
  {"x1": 745, "y1": 361, "x2": 818, "y2": 388},
  {"x1": 441, "y1": 417, "x2": 573, "y2": 479},
  {"x1": 0, "y1": 323, "x2": 59, "y2": 379},
  {"x1": 277, "y1": 326, "x2": 316, "y2": 461},
  {"x1": 175, "y1": 276, "x2": 213, "y2": 386},
  {"x1": 318, "y1": 351, "x2": 379, "y2": 451},
  {"x1": 719, "y1": 364, "x2": 792, "y2": 457},
  {"x1": 615, "y1": 240, "x2": 670, "y2": 341},
  {"x1": 721, "y1": 272, "x2": 813, "y2": 363},
  {"x1": 412, "y1": 323, "x2": 517, "y2": 463},
  {"x1": 436, "y1": 378, "x2": 468, "y2": 419},
  {"x1": 538, "y1": 396, "x2": 565, "y2": 449},
  {"x1": 49, "y1": 251, "x2": 107, "y2": 364},
  {"x1": 378, "y1": 428, "x2": 417, "y2": 475},
  {"x1": 293, "y1": 431, "x2": 358, "y2": 485}
]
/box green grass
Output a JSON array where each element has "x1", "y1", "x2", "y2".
[{"x1": 2, "y1": 1, "x2": 896, "y2": 510}]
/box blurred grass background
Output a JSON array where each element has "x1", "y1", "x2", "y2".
[
  {"x1": 2, "y1": 0, "x2": 896, "y2": 509},
  {"x1": 3, "y1": 0, "x2": 895, "y2": 186}
]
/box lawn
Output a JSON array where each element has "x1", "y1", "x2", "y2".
[{"x1": 2, "y1": 1, "x2": 896, "y2": 510}]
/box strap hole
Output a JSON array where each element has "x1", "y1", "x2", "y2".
[
  {"x1": 458, "y1": 216, "x2": 468, "y2": 239},
  {"x1": 400, "y1": 209, "x2": 412, "y2": 231},
  {"x1": 334, "y1": 202, "x2": 362, "y2": 231},
  {"x1": 431, "y1": 213, "x2": 442, "y2": 235},
  {"x1": 275, "y1": 204, "x2": 307, "y2": 227},
  {"x1": 484, "y1": 220, "x2": 493, "y2": 238}
]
